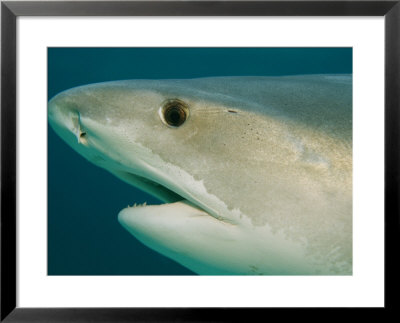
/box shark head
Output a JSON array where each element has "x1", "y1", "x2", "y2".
[
  {"x1": 48, "y1": 80, "x2": 247, "y2": 220},
  {"x1": 48, "y1": 80, "x2": 255, "y2": 274},
  {"x1": 48, "y1": 76, "x2": 353, "y2": 275}
]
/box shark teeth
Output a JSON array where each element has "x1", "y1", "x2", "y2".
[{"x1": 127, "y1": 202, "x2": 147, "y2": 208}]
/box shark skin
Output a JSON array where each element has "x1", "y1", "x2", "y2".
[{"x1": 48, "y1": 75, "x2": 352, "y2": 275}]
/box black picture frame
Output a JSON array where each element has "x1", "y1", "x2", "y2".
[{"x1": 1, "y1": 1, "x2": 399, "y2": 321}]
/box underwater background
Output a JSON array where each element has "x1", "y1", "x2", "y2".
[{"x1": 48, "y1": 48, "x2": 352, "y2": 275}]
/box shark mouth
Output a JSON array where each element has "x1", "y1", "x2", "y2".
[
  {"x1": 114, "y1": 170, "x2": 185, "y2": 204},
  {"x1": 111, "y1": 169, "x2": 213, "y2": 217},
  {"x1": 113, "y1": 168, "x2": 236, "y2": 225}
]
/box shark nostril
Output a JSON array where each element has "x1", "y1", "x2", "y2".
[
  {"x1": 73, "y1": 111, "x2": 88, "y2": 145},
  {"x1": 78, "y1": 129, "x2": 88, "y2": 145}
]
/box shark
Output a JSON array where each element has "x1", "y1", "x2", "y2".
[{"x1": 48, "y1": 75, "x2": 352, "y2": 275}]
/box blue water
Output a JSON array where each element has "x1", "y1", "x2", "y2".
[{"x1": 48, "y1": 48, "x2": 352, "y2": 275}]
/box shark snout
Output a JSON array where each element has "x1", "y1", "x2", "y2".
[
  {"x1": 48, "y1": 94, "x2": 87, "y2": 145},
  {"x1": 48, "y1": 88, "x2": 120, "y2": 169}
]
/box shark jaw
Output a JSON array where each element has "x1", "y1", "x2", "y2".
[
  {"x1": 107, "y1": 152, "x2": 237, "y2": 226},
  {"x1": 111, "y1": 166, "x2": 261, "y2": 276}
]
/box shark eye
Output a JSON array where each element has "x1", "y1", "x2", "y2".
[{"x1": 159, "y1": 99, "x2": 189, "y2": 128}]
